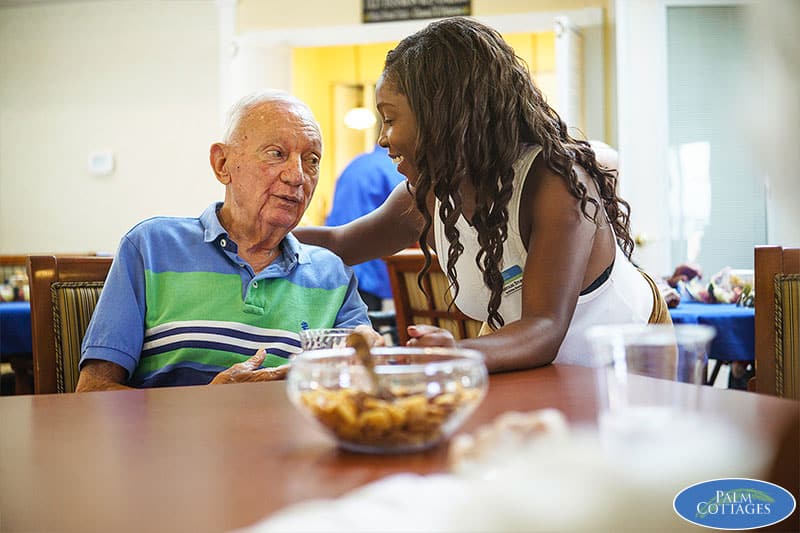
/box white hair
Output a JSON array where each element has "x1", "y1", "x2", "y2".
[{"x1": 222, "y1": 89, "x2": 316, "y2": 144}]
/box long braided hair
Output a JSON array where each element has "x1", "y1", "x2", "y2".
[{"x1": 383, "y1": 17, "x2": 633, "y2": 329}]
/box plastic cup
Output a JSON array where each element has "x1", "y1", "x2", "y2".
[{"x1": 585, "y1": 324, "x2": 716, "y2": 448}]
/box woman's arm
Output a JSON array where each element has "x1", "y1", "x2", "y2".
[
  {"x1": 294, "y1": 182, "x2": 423, "y2": 265},
  {"x1": 409, "y1": 164, "x2": 601, "y2": 373}
]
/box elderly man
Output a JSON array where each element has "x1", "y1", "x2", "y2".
[{"x1": 76, "y1": 90, "x2": 375, "y2": 391}]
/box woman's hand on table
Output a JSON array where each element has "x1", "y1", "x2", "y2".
[
  {"x1": 353, "y1": 324, "x2": 386, "y2": 347},
  {"x1": 210, "y1": 349, "x2": 289, "y2": 384},
  {"x1": 405, "y1": 324, "x2": 457, "y2": 347}
]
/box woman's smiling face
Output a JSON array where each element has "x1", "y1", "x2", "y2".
[{"x1": 376, "y1": 75, "x2": 419, "y2": 185}]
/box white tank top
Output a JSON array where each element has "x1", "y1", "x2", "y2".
[{"x1": 433, "y1": 144, "x2": 653, "y2": 365}]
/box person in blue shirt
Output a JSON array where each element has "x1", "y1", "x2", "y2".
[
  {"x1": 325, "y1": 145, "x2": 405, "y2": 310},
  {"x1": 76, "y1": 90, "x2": 379, "y2": 391}
]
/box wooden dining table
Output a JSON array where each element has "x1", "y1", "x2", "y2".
[{"x1": 0, "y1": 365, "x2": 797, "y2": 533}]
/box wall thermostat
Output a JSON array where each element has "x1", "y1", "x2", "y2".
[{"x1": 88, "y1": 150, "x2": 115, "y2": 176}]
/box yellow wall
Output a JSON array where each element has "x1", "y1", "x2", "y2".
[{"x1": 293, "y1": 43, "x2": 392, "y2": 225}]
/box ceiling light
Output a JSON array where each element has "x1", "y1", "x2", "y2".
[{"x1": 344, "y1": 106, "x2": 377, "y2": 130}]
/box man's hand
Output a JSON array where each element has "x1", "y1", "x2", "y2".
[
  {"x1": 405, "y1": 324, "x2": 456, "y2": 347},
  {"x1": 209, "y1": 349, "x2": 290, "y2": 385}
]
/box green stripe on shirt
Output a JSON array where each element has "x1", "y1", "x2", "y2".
[{"x1": 144, "y1": 270, "x2": 347, "y2": 331}]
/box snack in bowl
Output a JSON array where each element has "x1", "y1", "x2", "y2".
[{"x1": 287, "y1": 346, "x2": 488, "y2": 453}]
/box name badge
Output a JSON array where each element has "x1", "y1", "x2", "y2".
[{"x1": 502, "y1": 265, "x2": 523, "y2": 296}]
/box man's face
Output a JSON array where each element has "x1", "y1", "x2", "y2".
[
  {"x1": 376, "y1": 77, "x2": 418, "y2": 186},
  {"x1": 222, "y1": 100, "x2": 322, "y2": 233}
]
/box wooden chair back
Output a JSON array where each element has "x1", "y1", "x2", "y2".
[
  {"x1": 26, "y1": 255, "x2": 113, "y2": 394},
  {"x1": 753, "y1": 245, "x2": 800, "y2": 399},
  {"x1": 384, "y1": 248, "x2": 483, "y2": 345}
]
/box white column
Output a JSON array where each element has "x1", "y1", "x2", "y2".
[
  {"x1": 555, "y1": 16, "x2": 584, "y2": 136},
  {"x1": 615, "y1": 0, "x2": 671, "y2": 274}
]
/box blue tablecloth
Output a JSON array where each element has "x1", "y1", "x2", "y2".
[
  {"x1": 0, "y1": 302, "x2": 32, "y2": 356},
  {"x1": 669, "y1": 301, "x2": 754, "y2": 362}
]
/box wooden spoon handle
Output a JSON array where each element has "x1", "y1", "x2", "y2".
[{"x1": 346, "y1": 331, "x2": 390, "y2": 400}]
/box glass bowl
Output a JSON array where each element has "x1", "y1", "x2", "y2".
[
  {"x1": 298, "y1": 327, "x2": 354, "y2": 351},
  {"x1": 287, "y1": 346, "x2": 488, "y2": 454}
]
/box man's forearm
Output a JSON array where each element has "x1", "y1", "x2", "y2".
[
  {"x1": 74, "y1": 360, "x2": 131, "y2": 392},
  {"x1": 75, "y1": 381, "x2": 133, "y2": 392}
]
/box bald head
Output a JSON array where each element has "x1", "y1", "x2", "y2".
[{"x1": 222, "y1": 90, "x2": 320, "y2": 145}]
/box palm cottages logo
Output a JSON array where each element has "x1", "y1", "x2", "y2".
[{"x1": 674, "y1": 478, "x2": 796, "y2": 530}]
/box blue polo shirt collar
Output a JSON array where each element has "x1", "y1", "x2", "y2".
[
  {"x1": 199, "y1": 202, "x2": 310, "y2": 267},
  {"x1": 201, "y1": 202, "x2": 227, "y2": 243}
]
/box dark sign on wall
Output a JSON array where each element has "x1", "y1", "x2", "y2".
[{"x1": 363, "y1": 0, "x2": 471, "y2": 23}]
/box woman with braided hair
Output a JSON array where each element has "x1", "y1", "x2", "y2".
[{"x1": 295, "y1": 17, "x2": 669, "y2": 372}]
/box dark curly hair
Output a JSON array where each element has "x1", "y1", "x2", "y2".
[{"x1": 383, "y1": 17, "x2": 633, "y2": 329}]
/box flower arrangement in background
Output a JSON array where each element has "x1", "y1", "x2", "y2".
[{"x1": 675, "y1": 266, "x2": 754, "y2": 307}]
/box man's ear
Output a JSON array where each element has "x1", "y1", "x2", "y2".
[{"x1": 210, "y1": 143, "x2": 231, "y2": 185}]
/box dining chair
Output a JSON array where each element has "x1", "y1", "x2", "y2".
[
  {"x1": 384, "y1": 248, "x2": 484, "y2": 345},
  {"x1": 26, "y1": 255, "x2": 113, "y2": 394},
  {"x1": 752, "y1": 245, "x2": 800, "y2": 399}
]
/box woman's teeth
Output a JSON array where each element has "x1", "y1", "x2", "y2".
[{"x1": 391, "y1": 155, "x2": 404, "y2": 165}]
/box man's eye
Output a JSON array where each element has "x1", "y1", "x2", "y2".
[
  {"x1": 304, "y1": 155, "x2": 321, "y2": 172},
  {"x1": 266, "y1": 149, "x2": 283, "y2": 159}
]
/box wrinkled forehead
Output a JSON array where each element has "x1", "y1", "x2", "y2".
[{"x1": 235, "y1": 100, "x2": 322, "y2": 146}]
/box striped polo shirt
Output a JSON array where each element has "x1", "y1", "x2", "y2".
[{"x1": 80, "y1": 202, "x2": 369, "y2": 387}]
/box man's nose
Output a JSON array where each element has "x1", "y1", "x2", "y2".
[{"x1": 280, "y1": 156, "x2": 304, "y2": 185}]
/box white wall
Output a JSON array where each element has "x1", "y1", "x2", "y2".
[
  {"x1": 745, "y1": 0, "x2": 800, "y2": 247},
  {"x1": 0, "y1": 0, "x2": 222, "y2": 255}
]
